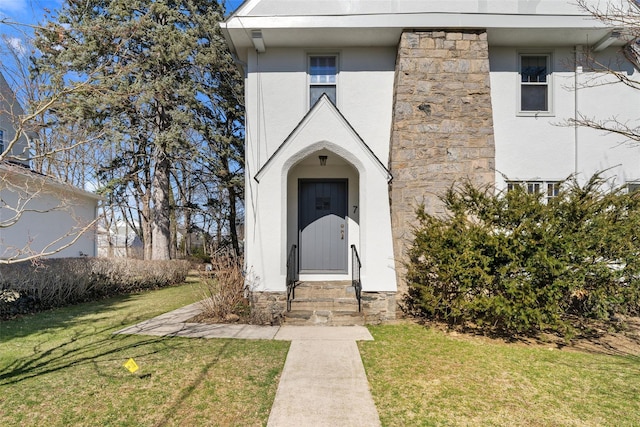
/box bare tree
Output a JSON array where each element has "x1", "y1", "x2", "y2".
[
  {"x1": 0, "y1": 31, "x2": 102, "y2": 263},
  {"x1": 571, "y1": 0, "x2": 640, "y2": 145}
]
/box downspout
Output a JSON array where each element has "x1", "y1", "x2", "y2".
[{"x1": 574, "y1": 46, "x2": 582, "y2": 176}]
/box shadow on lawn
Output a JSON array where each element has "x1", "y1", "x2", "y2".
[
  {"x1": 0, "y1": 323, "x2": 177, "y2": 385},
  {"x1": 0, "y1": 292, "x2": 199, "y2": 385},
  {"x1": 0, "y1": 292, "x2": 149, "y2": 340},
  {"x1": 153, "y1": 340, "x2": 232, "y2": 426}
]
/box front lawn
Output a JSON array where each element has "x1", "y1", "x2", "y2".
[
  {"x1": 0, "y1": 282, "x2": 290, "y2": 427},
  {"x1": 360, "y1": 323, "x2": 640, "y2": 427}
]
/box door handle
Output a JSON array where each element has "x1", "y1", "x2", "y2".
[{"x1": 341, "y1": 230, "x2": 344, "y2": 240}]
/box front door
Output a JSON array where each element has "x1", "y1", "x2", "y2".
[{"x1": 298, "y1": 180, "x2": 347, "y2": 273}]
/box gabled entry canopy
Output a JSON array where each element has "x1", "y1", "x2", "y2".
[{"x1": 254, "y1": 94, "x2": 391, "y2": 183}]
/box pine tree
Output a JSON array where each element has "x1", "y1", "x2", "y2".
[{"x1": 32, "y1": 0, "x2": 239, "y2": 259}]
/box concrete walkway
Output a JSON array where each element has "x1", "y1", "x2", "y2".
[
  {"x1": 269, "y1": 326, "x2": 381, "y2": 427},
  {"x1": 114, "y1": 302, "x2": 280, "y2": 340},
  {"x1": 115, "y1": 303, "x2": 382, "y2": 426}
]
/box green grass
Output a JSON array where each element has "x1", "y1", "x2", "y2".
[
  {"x1": 360, "y1": 323, "x2": 640, "y2": 427},
  {"x1": 0, "y1": 282, "x2": 290, "y2": 427}
]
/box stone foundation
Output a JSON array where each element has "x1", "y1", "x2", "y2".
[
  {"x1": 250, "y1": 291, "x2": 287, "y2": 325},
  {"x1": 389, "y1": 30, "x2": 496, "y2": 296},
  {"x1": 361, "y1": 291, "x2": 397, "y2": 324},
  {"x1": 251, "y1": 290, "x2": 396, "y2": 325}
]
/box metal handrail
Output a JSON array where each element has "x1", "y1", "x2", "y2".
[
  {"x1": 351, "y1": 244, "x2": 362, "y2": 312},
  {"x1": 286, "y1": 244, "x2": 298, "y2": 311}
]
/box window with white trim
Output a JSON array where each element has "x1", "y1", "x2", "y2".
[
  {"x1": 0, "y1": 129, "x2": 4, "y2": 155},
  {"x1": 507, "y1": 180, "x2": 560, "y2": 202},
  {"x1": 309, "y1": 55, "x2": 337, "y2": 108},
  {"x1": 519, "y1": 54, "x2": 551, "y2": 113}
]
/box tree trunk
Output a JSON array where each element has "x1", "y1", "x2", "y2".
[
  {"x1": 184, "y1": 209, "x2": 192, "y2": 256},
  {"x1": 151, "y1": 151, "x2": 171, "y2": 260},
  {"x1": 228, "y1": 185, "x2": 240, "y2": 257},
  {"x1": 169, "y1": 184, "x2": 177, "y2": 259},
  {"x1": 141, "y1": 193, "x2": 153, "y2": 260}
]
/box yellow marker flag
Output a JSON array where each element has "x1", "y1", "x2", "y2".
[{"x1": 124, "y1": 358, "x2": 139, "y2": 373}]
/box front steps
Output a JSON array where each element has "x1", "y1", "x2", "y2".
[{"x1": 284, "y1": 281, "x2": 364, "y2": 326}]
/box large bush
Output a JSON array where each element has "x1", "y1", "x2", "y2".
[
  {"x1": 197, "y1": 255, "x2": 273, "y2": 325},
  {"x1": 405, "y1": 175, "x2": 640, "y2": 336},
  {"x1": 0, "y1": 258, "x2": 190, "y2": 318}
]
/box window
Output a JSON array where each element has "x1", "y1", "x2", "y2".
[
  {"x1": 520, "y1": 54, "x2": 550, "y2": 113},
  {"x1": 507, "y1": 180, "x2": 560, "y2": 202},
  {"x1": 309, "y1": 55, "x2": 337, "y2": 108},
  {"x1": 0, "y1": 129, "x2": 4, "y2": 154},
  {"x1": 627, "y1": 183, "x2": 640, "y2": 194},
  {"x1": 546, "y1": 182, "x2": 560, "y2": 200}
]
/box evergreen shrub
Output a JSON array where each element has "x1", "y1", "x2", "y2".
[{"x1": 404, "y1": 175, "x2": 640, "y2": 336}]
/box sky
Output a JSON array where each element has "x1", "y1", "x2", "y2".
[
  {"x1": 0, "y1": 0, "x2": 60, "y2": 35},
  {"x1": 0, "y1": 0, "x2": 243, "y2": 28},
  {"x1": 0, "y1": 0, "x2": 243, "y2": 87},
  {"x1": 0, "y1": 0, "x2": 243, "y2": 49}
]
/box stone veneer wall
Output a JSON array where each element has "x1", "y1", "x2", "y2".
[
  {"x1": 389, "y1": 30, "x2": 496, "y2": 296},
  {"x1": 251, "y1": 291, "x2": 396, "y2": 324},
  {"x1": 251, "y1": 291, "x2": 287, "y2": 325},
  {"x1": 361, "y1": 292, "x2": 397, "y2": 323}
]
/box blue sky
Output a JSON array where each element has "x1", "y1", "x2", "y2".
[
  {"x1": 0, "y1": 0, "x2": 243, "y2": 45},
  {"x1": 0, "y1": 0, "x2": 61, "y2": 32},
  {"x1": 0, "y1": 0, "x2": 242, "y2": 28},
  {"x1": 0, "y1": 0, "x2": 243, "y2": 85}
]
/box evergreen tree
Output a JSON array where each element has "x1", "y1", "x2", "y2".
[{"x1": 32, "y1": 0, "x2": 240, "y2": 259}]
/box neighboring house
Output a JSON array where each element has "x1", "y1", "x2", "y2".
[
  {"x1": 222, "y1": 0, "x2": 640, "y2": 322},
  {"x1": 96, "y1": 219, "x2": 143, "y2": 258},
  {"x1": 0, "y1": 73, "x2": 100, "y2": 261}
]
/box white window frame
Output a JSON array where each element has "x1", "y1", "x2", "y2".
[
  {"x1": 507, "y1": 180, "x2": 560, "y2": 202},
  {"x1": 517, "y1": 52, "x2": 553, "y2": 116},
  {"x1": 308, "y1": 54, "x2": 339, "y2": 109}
]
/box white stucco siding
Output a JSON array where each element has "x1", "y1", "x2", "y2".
[
  {"x1": 246, "y1": 48, "x2": 308, "y2": 165},
  {"x1": 245, "y1": 47, "x2": 395, "y2": 172},
  {"x1": 573, "y1": 48, "x2": 640, "y2": 185},
  {"x1": 246, "y1": 97, "x2": 396, "y2": 292},
  {"x1": 339, "y1": 47, "x2": 396, "y2": 163},
  {"x1": 245, "y1": 170, "x2": 285, "y2": 291},
  {"x1": 491, "y1": 45, "x2": 640, "y2": 190}
]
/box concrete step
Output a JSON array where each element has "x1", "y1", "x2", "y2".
[
  {"x1": 289, "y1": 297, "x2": 360, "y2": 311},
  {"x1": 284, "y1": 309, "x2": 365, "y2": 326},
  {"x1": 293, "y1": 281, "x2": 355, "y2": 299}
]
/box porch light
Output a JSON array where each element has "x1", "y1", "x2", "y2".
[
  {"x1": 251, "y1": 30, "x2": 266, "y2": 53},
  {"x1": 319, "y1": 155, "x2": 328, "y2": 166}
]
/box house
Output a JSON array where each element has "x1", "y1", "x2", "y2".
[
  {"x1": 96, "y1": 219, "x2": 144, "y2": 258},
  {"x1": 0, "y1": 73, "x2": 100, "y2": 261},
  {"x1": 221, "y1": 0, "x2": 640, "y2": 323}
]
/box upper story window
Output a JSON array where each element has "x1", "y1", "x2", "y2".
[
  {"x1": 0, "y1": 129, "x2": 5, "y2": 155},
  {"x1": 309, "y1": 55, "x2": 337, "y2": 108},
  {"x1": 519, "y1": 54, "x2": 551, "y2": 114}
]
